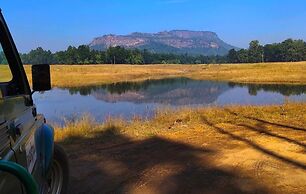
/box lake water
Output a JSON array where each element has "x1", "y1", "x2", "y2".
[{"x1": 32, "y1": 78, "x2": 306, "y2": 124}]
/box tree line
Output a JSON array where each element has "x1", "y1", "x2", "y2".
[
  {"x1": 19, "y1": 45, "x2": 227, "y2": 65},
  {"x1": 1, "y1": 38, "x2": 305, "y2": 65},
  {"x1": 227, "y1": 39, "x2": 306, "y2": 63}
]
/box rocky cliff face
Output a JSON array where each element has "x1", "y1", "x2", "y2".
[{"x1": 89, "y1": 30, "x2": 236, "y2": 56}]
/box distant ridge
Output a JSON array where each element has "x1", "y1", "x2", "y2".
[{"x1": 89, "y1": 30, "x2": 237, "y2": 56}]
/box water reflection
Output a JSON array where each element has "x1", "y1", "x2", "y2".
[
  {"x1": 33, "y1": 78, "x2": 306, "y2": 124},
  {"x1": 64, "y1": 78, "x2": 306, "y2": 106},
  {"x1": 228, "y1": 82, "x2": 306, "y2": 96},
  {"x1": 67, "y1": 78, "x2": 192, "y2": 95},
  {"x1": 65, "y1": 78, "x2": 230, "y2": 105}
]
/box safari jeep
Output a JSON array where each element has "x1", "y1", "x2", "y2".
[{"x1": 0, "y1": 9, "x2": 69, "y2": 194}]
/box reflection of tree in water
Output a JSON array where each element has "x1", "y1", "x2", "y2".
[
  {"x1": 106, "y1": 78, "x2": 190, "y2": 94},
  {"x1": 66, "y1": 78, "x2": 191, "y2": 96},
  {"x1": 67, "y1": 78, "x2": 306, "y2": 97},
  {"x1": 228, "y1": 82, "x2": 306, "y2": 96},
  {"x1": 64, "y1": 78, "x2": 230, "y2": 106}
]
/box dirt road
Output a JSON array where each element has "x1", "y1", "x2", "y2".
[{"x1": 58, "y1": 105, "x2": 306, "y2": 194}]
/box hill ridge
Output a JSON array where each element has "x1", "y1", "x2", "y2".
[{"x1": 89, "y1": 30, "x2": 236, "y2": 56}]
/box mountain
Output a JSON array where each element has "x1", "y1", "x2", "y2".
[{"x1": 88, "y1": 30, "x2": 236, "y2": 56}]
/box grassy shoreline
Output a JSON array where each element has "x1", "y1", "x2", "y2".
[
  {"x1": 55, "y1": 103, "x2": 306, "y2": 142},
  {"x1": 55, "y1": 103, "x2": 306, "y2": 193},
  {"x1": 22, "y1": 61, "x2": 306, "y2": 87}
]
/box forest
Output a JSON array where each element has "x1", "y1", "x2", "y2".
[{"x1": 1, "y1": 39, "x2": 305, "y2": 65}]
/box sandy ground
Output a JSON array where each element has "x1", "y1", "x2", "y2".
[{"x1": 59, "y1": 105, "x2": 306, "y2": 194}]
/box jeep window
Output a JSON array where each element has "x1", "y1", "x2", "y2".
[
  {"x1": 0, "y1": 33, "x2": 19, "y2": 98},
  {"x1": 0, "y1": 44, "x2": 12, "y2": 83}
]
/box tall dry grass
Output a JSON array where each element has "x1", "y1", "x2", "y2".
[
  {"x1": 54, "y1": 103, "x2": 306, "y2": 143},
  {"x1": 21, "y1": 61, "x2": 306, "y2": 87}
]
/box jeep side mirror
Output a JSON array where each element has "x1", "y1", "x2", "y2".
[{"x1": 31, "y1": 64, "x2": 51, "y2": 92}]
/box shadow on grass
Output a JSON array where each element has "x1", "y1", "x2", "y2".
[
  {"x1": 237, "y1": 123, "x2": 306, "y2": 149},
  {"x1": 224, "y1": 108, "x2": 306, "y2": 132},
  {"x1": 200, "y1": 115, "x2": 306, "y2": 171},
  {"x1": 58, "y1": 126, "x2": 269, "y2": 194},
  {"x1": 222, "y1": 108, "x2": 306, "y2": 150}
]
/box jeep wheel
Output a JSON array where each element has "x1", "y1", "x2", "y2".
[{"x1": 47, "y1": 144, "x2": 69, "y2": 194}]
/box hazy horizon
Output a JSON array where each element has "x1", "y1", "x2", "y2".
[{"x1": 2, "y1": 0, "x2": 306, "y2": 53}]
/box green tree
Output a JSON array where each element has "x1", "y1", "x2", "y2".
[
  {"x1": 248, "y1": 40, "x2": 264, "y2": 63},
  {"x1": 237, "y1": 49, "x2": 249, "y2": 63},
  {"x1": 76, "y1": 45, "x2": 92, "y2": 64},
  {"x1": 65, "y1": 46, "x2": 78, "y2": 64},
  {"x1": 127, "y1": 50, "x2": 143, "y2": 64},
  {"x1": 92, "y1": 51, "x2": 106, "y2": 64},
  {"x1": 106, "y1": 46, "x2": 129, "y2": 64},
  {"x1": 54, "y1": 51, "x2": 67, "y2": 64},
  {"x1": 281, "y1": 39, "x2": 305, "y2": 61},
  {"x1": 227, "y1": 49, "x2": 238, "y2": 63},
  {"x1": 263, "y1": 44, "x2": 278, "y2": 62},
  {"x1": 22, "y1": 47, "x2": 54, "y2": 64}
]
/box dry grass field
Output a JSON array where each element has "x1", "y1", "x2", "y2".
[
  {"x1": 56, "y1": 103, "x2": 306, "y2": 194},
  {"x1": 20, "y1": 61, "x2": 306, "y2": 87}
]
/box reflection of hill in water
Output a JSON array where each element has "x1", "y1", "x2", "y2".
[
  {"x1": 228, "y1": 82, "x2": 306, "y2": 96},
  {"x1": 64, "y1": 78, "x2": 306, "y2": 106},
  {"x1": 66, "y1": 78, "x2": 230, "y2": 106}
]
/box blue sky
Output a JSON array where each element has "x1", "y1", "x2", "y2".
[{"x1": 1, "y1": 0, "x2": 306, "y2": 52}]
